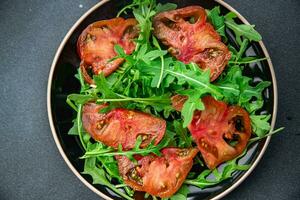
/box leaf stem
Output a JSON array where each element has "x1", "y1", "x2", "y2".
[
  {"x1": 96, "y1": 95, "x2": 170, "y2": 104},
  {"x1": 184, "y1": 179, "x2": 217, "y2": 188},
  {"x1": 66, "y1": 98, "x2": 78, "y2": 112},
  {"x1": 115, "y1": 184, "x2": 128, "y2": 188},
  {"x1": 229, "y1": 57, "x2": 268, "y2": 64},
  {"x1": 217, "y1": 85, "x2": 240, "y2": 94},
  {"x1": 165, "y1": 69, "x2": 223, "y2": 97},
  {"x1": 82, "y1": 146, "x2": 158, "y2": 159},
  {"x1": 249, "y1": 127, "x2": 284, "y2": 144},
  {"x1": 77, "y1": 104, "x2": 87, "y2": 150}
]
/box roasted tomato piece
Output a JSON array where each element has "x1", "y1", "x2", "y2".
[
  {"x1": 188, "y1": 96, "x2": 251, "y2": 169},
  {"x1": 153, "y1": 6, "x2": 231, "y2": 81},
  {"x1": 171, "y1": 94, "x2": 188, "y2": 111},
  {"x1": 116, "y1": 148, "x2": 198, "y2": 198},
  {"x1": 77, "y1": 18, "x2": 139, "y2": 84},
  {"x1": 82, "y1": 103, "x2": 165, "y2": 150}
]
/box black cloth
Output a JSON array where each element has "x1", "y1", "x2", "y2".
[{"x1": 0, "y1": 0, "x2": 299, "y2": 199}]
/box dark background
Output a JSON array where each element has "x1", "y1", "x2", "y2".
[{"x1": 0, "y1": 0, "x2": 299, "y2": 199}]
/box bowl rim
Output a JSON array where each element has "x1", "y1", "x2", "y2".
[{"x1": 47, "y1": 0, "x2": 278, "y2": 199}]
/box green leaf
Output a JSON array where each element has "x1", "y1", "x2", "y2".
[
  {"x1": 136, "y1": 43, "x2": 148, "y2": 59},
  {"x1": 207, "y1": 6, "x2": 226, "y2": 38},
  {"x1": 179, "y1": 90, "x2": 205, "y2": 127},
  {"x1": 225, "y1": 20, "x2": 262, "y2": 43},
  {"x1": 235, "y1": 39, "x2": 249, "y2": 61},
  {"x1": 249, "y1": 127, "x2": 284, "y2": 143},
  {"x1": 81, "y1": 135, "x2": 170, "y2": 159},
  {"x1": 67, "y1": 120, "x2": 78, "y2": 135},
  {"x1": 67, "y1": 94, "x2": 96, "y2": 104},
  {"x1": 185, "y1": 150, "x2": 250, "y2": 189},
  {"x1": 75, "y1": 68, "x2": 90, "y2": 93},
  {"x1": 114, "y1": 44, "x2": 126, "y2": 56},
  {"x1": 156, "y1": 3, "x2": 177, "y2": 13},
  {"x1": 72, "y1": 105, "x2": 91, "y2": 150},
  {"x1": 143, "y1": 50, "x2": 167, "y2": 62},
  {"x1": 239, "y1": 81, "x2": 271, "y2": 106},
  {"x1": 216, "y1": 66, "x2": 271, "y2": 113},
  {"x1": 86, "y1": 142, "x2": 121, "y2": 181},
  {"x1": 170, "y1": 184, "x2": 189, "y2": 200},
  {"x1": 82, "y1": 157, "x2": 133, "y2": 200},
  {"x1": 82, "y1": 157, "x2": 110, "y2": 185},
  {"x1": 224, "y1": 11, "x2": 237, "y2": 21},
  {"x1": 173, "y1": 120, "x2": 193, "y2": 148},
  {"x1": 93, "y1": 74, "x2": 118, "y2": 99},
  {"x1": 166, "y1": 63, "x2": 223, "y2": 98},
  {"x1": 250, "y1": 114, "x2": 271, "y2": 137}
]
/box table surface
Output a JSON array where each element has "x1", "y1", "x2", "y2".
[{"x1": 0, "y1": 0, "x2": 299, "y2": 199}]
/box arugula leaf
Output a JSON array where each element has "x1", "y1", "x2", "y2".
[
  {"x1": 224, "y1": 11, "x2": 237, "y2": 21},
  {"x1": 249, "y1": 127, "x2": 284, "y2": 143},
  {"x1": 93, "y1": 73, "x2": 119, "y2": 99},
  {"x1": 166, "y1": 63, "x2": 222, "y2": 96},
  {"x1": 75, "y1": 68, "x2": 90, "y2": 93},
  {"x1": 67, "y1": 94, "x2": 96, "y2": 105},
  {"x1": 185, "y1": 150, "x2": 250, "y2": 188},
  {"x1": 225, "y1": 14, "x2": 262, "y2": 44},
  {"x1": 156, "y1": 2, "x2": 177, "y2": 13},
  {"x1": 152, "y1": 36, "x2": 167, "y2": 88},
  {"x1": 169, "y1": 184, "x2": 189, "y2": 200},
  {"x1": 173, "y1": 120, "x2": 193, "y2": 148},
  {"x1": 235, "y1": 39, "x2": 249, "y2": 61},
  {"x1": 216, "y1": 66, "x2": 270, "y2": 112},
  {"x1": 82, "y1": 157, "x2": 133, "y2": 200},
  {"x1": 66, "y1": 98, "x2": 78, "y2": 112},
  {"x1": 143, "y1": 49, "x2": 167, "y2": 63},
  {"x1": 178, "y1": 89, "x2": 205, "y2": 127},
  {"x1": 81, "y1": 136, "x2": 171, "y2": 161},
  {"x1": 67, "y1": 120, "x2": 79, "y2": 135},
  {"x1": 114, "y1": 44, "x2": 126, "y2": 56},
  {"x1": 239, "y1": 81, "x2": 271, "y2": 108},
  {"x1": 76, "y1": 104, "x2": 90, "y2": 150},
  {"x1": 250, "y1": 114, "x2": 271, "y2": 137},
  {"x1": 207, "y1": 6, "x2": 226, "y2": 39}
]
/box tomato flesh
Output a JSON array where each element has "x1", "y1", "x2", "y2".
[
  {"x1": 116, "y1": 148, "x2": 198, "y2": 198},
  {"x1": 188, "y1": 96, "x2": 252, "y2": 169},
  {"x1": 82, "y1": 103, "x2": 166, "y2": 150},
  {"x1": 77, "y1": 18, "x2": 139, "y2": 84},
  {"x1": 153, "y1": 6, "x2": 231, "y2": 81}
]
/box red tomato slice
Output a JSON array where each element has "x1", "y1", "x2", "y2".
[
  {"x1": 116, "y1": 148, "x2": 198, "y2": 198},
  {"x1": 82, "y1": 103, "x2": 166, "y2": 150},
  {"x1": 77, "y1": 18, "x2": 139, "y2": 84},
  {"x1": 188, "y1": 96, "x2": 252, "y2": 169},
  {"x1": 153, "y1": 6, "x2": 231, "y2": 81}
]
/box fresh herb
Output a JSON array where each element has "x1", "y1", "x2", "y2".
[
  {"x1": 82, "y1": 157, "x2": 134, "y2": 200},
  {"x1": 207, "y1": 6, "x2": 226, "y2": 39},
  {"x1": 250, "y1": 114, "x2": 272, "y2": 137},
  {"x1": 81, "y1": 136, "x2": 171, "y2": 162},
  {"x1": 173, "y1": 120, "x2": 193, "y2": 148},
  {"x1": 184, "y1": 150, "x2": 250, "y2": 189},
  {"x1": 224, "y1": 12, "x2": 262, "y2": 45},
  {"x1": 161, "y1": 184, "x2": 190, "y2": 200},
  {"x1": 249, "y1": 127, "x2": 284, "y2": 143}
]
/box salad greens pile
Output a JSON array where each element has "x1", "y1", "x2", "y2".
[{"x1": 66, "y1": 1, "x2": 282, "y2": 199}]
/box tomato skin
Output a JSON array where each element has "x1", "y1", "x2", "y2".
[
  {"x1": 153, "y1": 6, "x2": 231, "y2": 81},
  {"x1": 82, "y1": 103, "x2": 166, "y2": 150},
  {"x1": 171, "y1": 94, "x2": 188, "y2": 111},
  {"x1": 188, "y1": 96, "x2": 252, "y2": 169},
  {"x1": 77, "y1": 18, "x2": 139, "y2": 84},
  {"x1": 116, "y1": 148, "x2": 198, "y2": 198}
]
